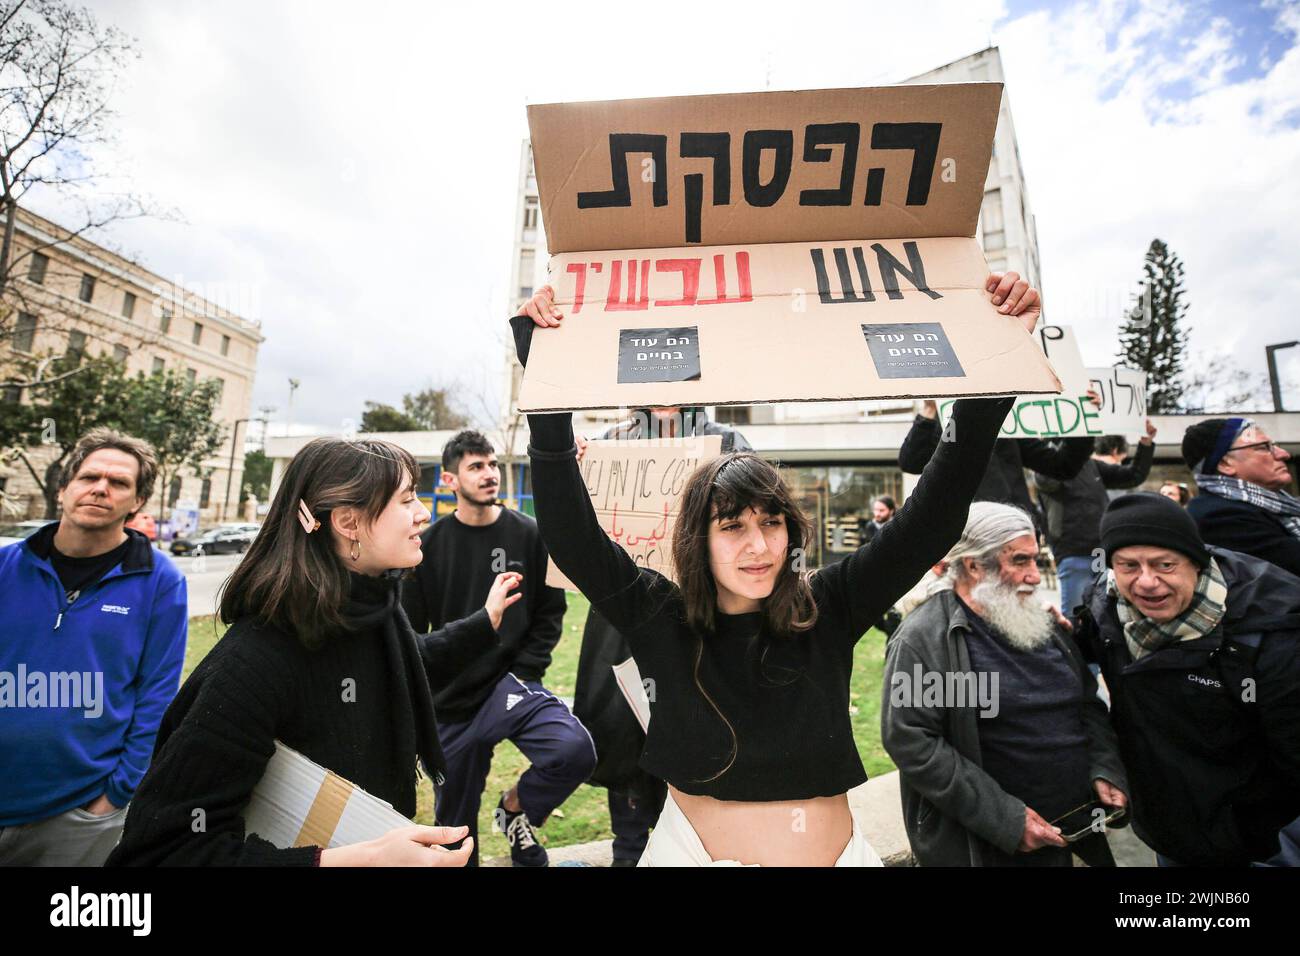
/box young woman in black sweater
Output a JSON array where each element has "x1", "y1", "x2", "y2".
[
  {"x1": 515, "y1": 272, "x2": 1041, "y2": 866},
  {"x1": 108, "y1": 438, "x2": 520, "y2": 866}
]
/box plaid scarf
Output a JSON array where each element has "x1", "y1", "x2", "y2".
[
  {"x1": 1196, "y1": 474, "x2": 1300, "y2": 540},
  {"x1": 1109, "y1": 557, "x2": 1228, "y2": 660}
]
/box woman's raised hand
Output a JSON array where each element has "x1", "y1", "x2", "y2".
[
  {"x1": 985, "y1": 271, "x2": 1041, "y2": 334},
  {"x1": 519, "y1": 284, "x2": 563, "y2": 328},
  {"x1": 320, "y1": 825, "x2": 473, "y2": 867}
]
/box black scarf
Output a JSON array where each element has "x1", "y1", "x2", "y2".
[{"x1": 341, "y1": 570, "x2": 447, "y2": 788}]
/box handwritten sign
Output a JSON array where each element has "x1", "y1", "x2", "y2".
[
  {"x1": 517, "y1": 85, "x2": 1063, "y2": 412},
  {"x1": 545, "y1": 434, "x2": 723, "y2": 590}
]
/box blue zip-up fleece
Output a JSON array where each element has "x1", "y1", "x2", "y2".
[{"x1": 0, "y1": 523, "x2": 188, "y2": 826}]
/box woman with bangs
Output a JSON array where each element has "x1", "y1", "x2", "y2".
[
  {"x1": 512, "y1": 272, "x2": 1042, "y2": 866},
  {"x1": 109, "y1": 438, "x2": 519, "y2": 867}
]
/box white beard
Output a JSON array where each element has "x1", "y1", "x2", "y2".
[{"x1": 969, "y1": 578, "x2": 1054, "y2": 651}]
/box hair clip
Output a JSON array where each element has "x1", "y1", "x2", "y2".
[{"x1": 297, "y1": 498, "x2": 321, "y2": 534}]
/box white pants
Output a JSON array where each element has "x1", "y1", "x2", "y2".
[{"x1": 637, "y1": 790, "x2": 884, "y2": 867}]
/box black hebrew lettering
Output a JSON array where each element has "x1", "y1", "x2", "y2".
[
  {"x1": 680, "y1": 132, "x2": 731, "y2": 244},
  {"x1": 618, "y1": 326, "x2": 702, "y2": 384},
  {"x1": 578, "y1": 134, "x2": 669, "y2": 209},
  {"x1": 866, "y1": 123, "x2": 942, "y2": 206},
  {"x1": 871, "y1": 241, "x2": 943, "y2": 300},
  {"x1": 810, "y1": 247, "x2": 875, "y2": 304},
  {"x1": 742, "y1": 130, "x2": 794, "y2": 207},
  {"x1": 799, "y1": 123, "x2": 860, "y2": 207}
]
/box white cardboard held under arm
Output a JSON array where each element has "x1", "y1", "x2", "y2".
[
  {"x1": 518, "y1": 85, "x2": 1062, "y2": 412},
  {"x1": 242, "y1": 741, "x2": 412, "y2": 849}
]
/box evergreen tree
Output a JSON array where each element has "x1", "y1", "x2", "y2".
[{"x1": 1117, "y1": 239, "x2": 1190, "y2": 413}]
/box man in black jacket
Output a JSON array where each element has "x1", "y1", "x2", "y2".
[
  {"x1": 572, "y1": 406, "x2": 750, "y2": 865},
  {"x1": 898, "y1": 400, "x2": 1094, "y2": 524},
  {"x1": 1182, "y1": 417, "x2": 1300, "y2": 577},
  {"x1": 1075, "y1": 493, "x2": 1300, "y2": 866},
  {"x1": 1037, "y1": 421, "x2": 1156, "y2": 616},
  {"x1": 403, "y1": 430, "x2": 593, "y2": 867}
]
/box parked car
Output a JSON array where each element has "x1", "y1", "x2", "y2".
[
  {"x1": 0, "y1": 520, "x2": 52, "y2": 548},
  {"x1": 125, "y1": 512, "x2": 157, "y2": 540},
  {"x1": 170, "y1": 527, "x2": 255, "y2": 556}
]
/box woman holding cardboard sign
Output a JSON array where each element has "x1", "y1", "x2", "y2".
[
  {"x1": 109, "y1": 438, "x2": 521, "y2": 867},
  {"x1": 513, "y1": 273, "x2": 1038, "y2": 866}
]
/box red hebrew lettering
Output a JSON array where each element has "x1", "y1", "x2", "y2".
[
  {"x1": 698, "y1": 251, "x2": 752, "y2": 305},
  {"x1": 606, "y1": 259, "x2": 651, "y2": 311},
  {"x1": 565, "y1": 262, "x2": 603, "y2": 314},
  {"x1": 653, "y1": 258, "x2": 702, "y2": 307}
]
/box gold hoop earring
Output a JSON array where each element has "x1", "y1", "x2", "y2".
[{"x1": 349, "y1": 537, "x2": 361, "y2": 562}]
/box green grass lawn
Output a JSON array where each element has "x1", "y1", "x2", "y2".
[{"x1": 183, "y1": 593, "x2": 895, "y2": 861}]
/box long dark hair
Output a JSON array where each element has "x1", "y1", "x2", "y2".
[
  {"x1": 218, "y1": 438, "x2": 419, "y2": 647},
  {"x1": 671, "y1": 453, "x2": 818, "y2": 781}
]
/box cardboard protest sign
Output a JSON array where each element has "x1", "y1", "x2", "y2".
[
  {"x1": 545, "y1": 434, "x2": 723, "y2": 589},
  {"x1": 518, "y1": 85, "x2": 1062, "y2": 412},
  {"x1": 242, "y1": 742, "x2": 412, "y2": 850},
  {"x1": 936, "y1": 325, "x2": 1148, "y2": 439}
]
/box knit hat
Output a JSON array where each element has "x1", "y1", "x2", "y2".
[
  {"x1": 1100, "y1": 493, "x2": 1210, "y2": 568},
  {"x1": 1181, "y1": 417, "x2": 1252, "y2": 475}
]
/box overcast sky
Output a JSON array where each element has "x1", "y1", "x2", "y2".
[{"x1": 29, "y1": 0, "x2": 1300, "y2": 430}]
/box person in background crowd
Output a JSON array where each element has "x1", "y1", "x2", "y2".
[
  {"x1": 898, "y1": 400, "x2": 1095, "y2": 527},
  {"x1": 1036, "y1": 421, "x2": 1156, "y2": 616},
  {"x1": 0, "y1": 429, "x2": 187, "y2": 866},
  {"x1": 573, "y1": 407, "x2": 752, "y2": 866},
  {"x1": 1181, "y1": 418, "x2": 1300, "y2": 576},
  {"x1": 1159, "y1": 481, "x2": 1191, "y2": 506},
  {"x1": 883, "y1": 503, "x2": 1127, "y2": 867},
  {"x1": 515, "y1": 270, "x2": 1041, "y2": 866},
  {"x1": 108, "y1": 438, "x2": 472, "y2": 867},
  {"x1": 861, "y1": 495, "x2": 897, "y2": 545},
  {"x1": 403, "y1": 430, "x2": 590, "y2": 868},
  {"x1": 1075, "y1": 493, "x2": 1300, "y2": 866}
]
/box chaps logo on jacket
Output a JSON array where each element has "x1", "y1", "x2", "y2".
[
  {"x1": 1186, "y1": 673, "x2": 1222, "y2": 689},
  {"x1": 100, "y1": 604, "x2": 131, "y2": 616}
]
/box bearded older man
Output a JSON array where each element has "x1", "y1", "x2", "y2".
[
  {"x1": 882, "y1": 502, "x2": 1128, "y2": 867},
  {"x1": 1075, "y1": 493, "x2": 1300, "y2": 866}
]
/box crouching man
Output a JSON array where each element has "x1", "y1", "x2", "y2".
[
  {"x1": 883, "y1": 502, "x2": 1128, "y2": 866},
  {"x1": 1076, "y1": 493, "x2": 1300, "y2": 866}
]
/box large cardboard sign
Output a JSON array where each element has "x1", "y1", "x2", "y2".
[
  {"x1": 518, "y1": 85, "x2": 1062, "y2": 412},
  {"x1": 545, "y1": 434, "x2": 723, "y2": 589},
  {"x1": 936, "y1": 325, "x2": 1148, "y2": 439}
]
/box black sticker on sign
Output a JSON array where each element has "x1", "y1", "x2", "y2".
[
  {"x1": 617, "y1": 327, "x2": 701, "y2": 384},
  {"x1": 860, "y1": 323, "x2": 965, "y2": 379}
]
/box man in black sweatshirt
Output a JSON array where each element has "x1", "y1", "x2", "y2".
[{"x1": 403, "y1": 430, "x2": 592, "y2": 867}]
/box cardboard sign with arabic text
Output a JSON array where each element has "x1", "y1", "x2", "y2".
[
  {"x1": 518, "y1": 85, "x2": 1062, "y2": 411},
  {"x1": 545, "y1": 434, "x2": 723, "y2": 590}
]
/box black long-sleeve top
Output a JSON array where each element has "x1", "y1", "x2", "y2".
[
  {"x1": 1036, "y1": 443, "x2": 1155, "y2": 559},
  {"x1": 898, "y1": 414, "x2": 1095, "y2": 520},
  {"x1": 526, "y1": 396, "x2": 1014, "y2": 802},
  {"x1": 107, "y1": 573, "x2": 448, "y2": 866},
  {"x1": 402, "y1": 508, "x2": 567, "y2": 722}
]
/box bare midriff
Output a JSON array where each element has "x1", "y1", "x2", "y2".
[{"x1": 669, "y1": 785, "x2": 854, "y2": 866}]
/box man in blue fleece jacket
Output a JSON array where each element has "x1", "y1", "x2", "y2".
[{"x1": 0, "y1": 428, "x2": 187, "y2": 865}]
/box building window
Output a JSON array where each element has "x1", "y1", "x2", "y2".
[
  {"x1": 152, "y1": 357, "x2": 165, "y2": 374},
  {"x1": 191, "y1": 322, "x2": 203, "y2": 346},
  {"x1": 2, "y1": 385, "x2": 21, "y2": 404},
  {"x1": 715, "y1": 405, "x2": 752, "y2": 425},
  {"x1": 220, "y1": 334, "x2": 231, "y2": 357},
  {"x1": 518, "y1": 249, "x2": 535, "y2": 300},
  {"x1": 122, "y1": 292, "x2": 137, "y2": 320},
  {"x1": 168, "y1": 476, "x2": 182, "y2": 508},
  {"x1": 522, "y1": 200, "x2": 539, "y2": 238},
  {"x1": 13, "y1": 312, "x2": 37, "y2": 353},
  {"x1": 79, "y1": 274, "x2": 96, "y2": 303},
  {"x1": 186, "y1": 367, "x2": 197, "y2": 384},
  {"x1": 159, "y1": 310, "x2": 172, "y2": 334},
  {"x1": 28, "y1": 252, "x2": 49, "y2": 285},
  {"x1": 199, "y1": 478, "x2": 212, "y2": 510},
  {"x1": 66, "y1": 330, "x2": 87, "y2": 361},
  {"x1": 113, "y1": 344, "x2": 129, "y2": 364},
  {"x1": 980, "y1": 189, "x2": 1005, "y2": 253}
]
